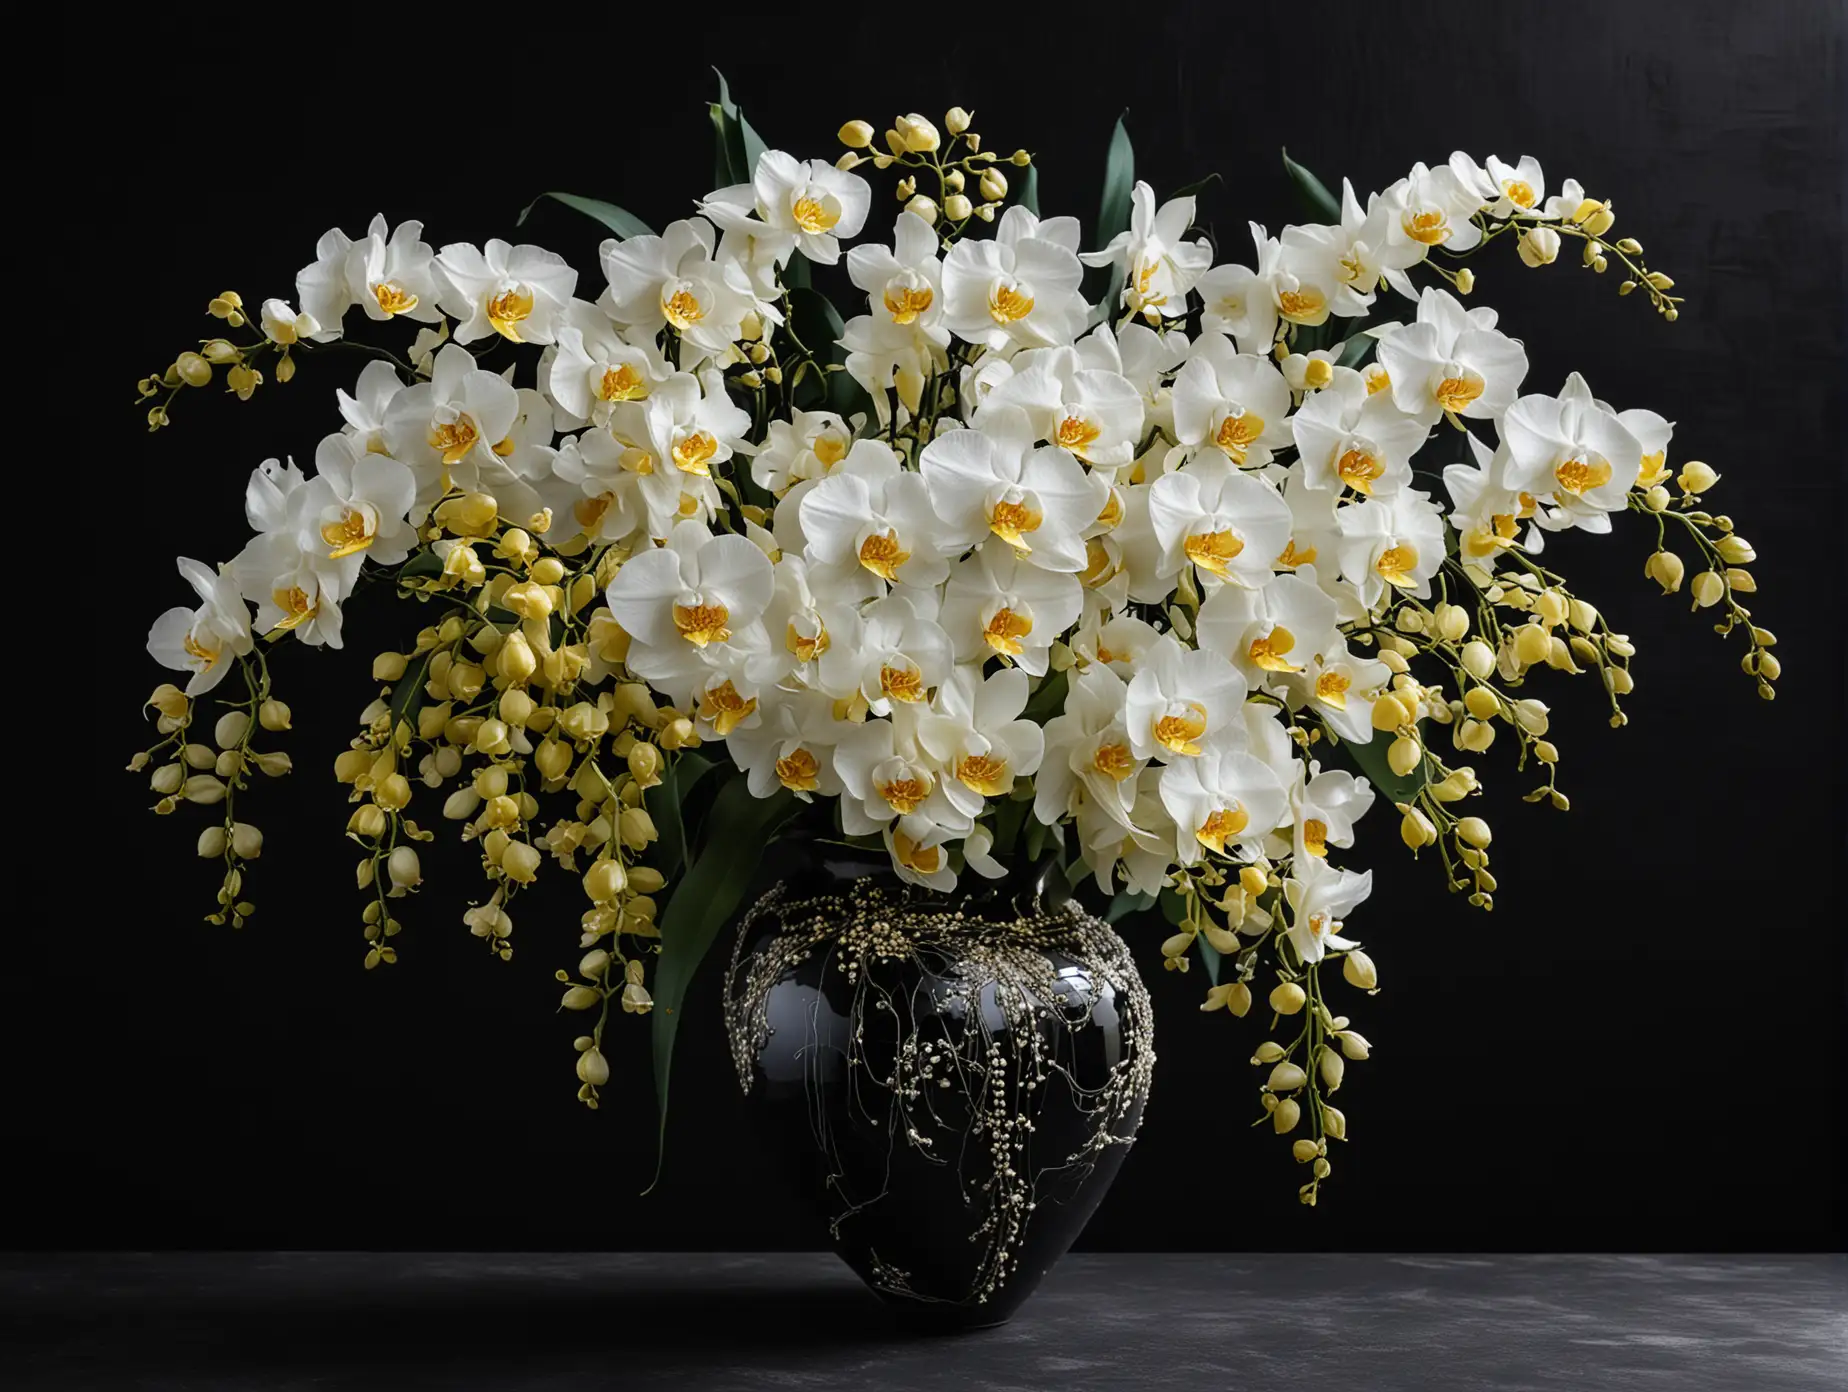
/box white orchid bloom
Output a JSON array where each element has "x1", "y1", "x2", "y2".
[
  {"x1": 1148, "y1": 457, "x2": 1294, "y2": 590},
  {"x1": 1500, "y1": 372, "x2": 1644, "y2": 536},
  {"x1": 1283, "y1": 854, "x2": 1373, "y2": 965},
  {"x1": 602, "y1": 521, "x2": 774, "y2": 698},
  {"x1": 383, "y1": 344, "x2": 521, "y2": 512},
  {"x1": 1080, "y1": 181, "x2": 1213, "y2": 320},
  {"x1": 599, "y1": 220, "x2": 751, "y2": 362},
  {"x1": 834, "y1": 711, "x2": 972, "y2": 843},
  {"x1": 751, "y1": 410, "x2": 854, "y2": 497},
  {"x1": 1196, "y1": 569, "x2": 1341, "y2": 693},
  {"x1": 295, "y1": 225, "x2": 356, "y2": 342},
  {"x1": 147, "y1": 558, "x2": 254, "y2": 696},
  {"x1": 259, "y1": 298, "x2": 320, "y2": 346},
  {"x1": 1291, "y1": 766, "x2": 1376, "y2": 861},
  {"x1": 1070, "y1": 610, "x2": 1161, "y2": 678},
  {"x1": 336, "y1": 360, "x2": 406, "y2": 455},
  {"x1": 941, "y1": 204, "x2": 1089, "y2": 351},
  {"x1": 435, "y1": 238, "x2": 577, "y2": 345},
  {"x1": 938, "y1": 542, "x2": 1084, "y2": 677},
  {"x1": 1378, "y1": 160, "x2": 1487, "y2": 267},
  {"x1": 960, "y1": 824, "x2": 1009, "y2": 880},
  {"x1": 703, "y1": 150, "x2": 871, "y2": 266},
  {"x1": 1169, "y1": 334, "x2": 1294, "y2": 467},
  {"x1": 758, "y1": 553, "x2": 865, "y2": 689},
  {"x1": 230, "y1": 527, "x2": 349, "y2": 648},
  {"x1": 1291, "y1": 366, "x2": 1430, "y2": 496},
  {"x1": 1335, "y1": 488, "x2": 1448, "y2": 608},
  {"x1": 1449, "y1": 152, "x2": 1549, "y2": 220},
  {"x1": 729, "y1": 687, "x2": 847, "y2": 802},
  {"x1": 1158, "y1": 742, "x2": 1291, "y2": 864},
  {"x1": 979, "y1": 344, "x2": 1146, "y2": 468},
  {"x1": 546, "y1": 302, "x2": 672, "y2": 427},
  {"x1": 1196, "y1": 223, "x2": 1340, "y2": 352},
  {"x1": 919, "y1": 411, "x2": 1105, "y2": 571},
  {"x1": 1375, "y1": 287, "x2": 1529, "y2": 426},
  {"x1": 1078, "y1": 320, "x2": 1190, "y2": 441},
  {"x1": 307, "y1": 432, "x2": 417, "y2": 567},
  {"x1": 800, "y1": 439, "x2": 956, "y2": 589},
  {"x1": 916, "y1": 666, "x2": 1046, "y2": 818},
  {"x1": 1033, "y1": 663, "x2": 1145, "y2": 835},
  {"x1": 1277, "y1": 180, "x2": 1391, "y2": 319},
  {"x1": 883, "y1": 823, "x2": 962, "y2": 892},
  {"x1": 817, "y1": 593, "x2": 954, "y2": 715},
  {"x1": 1296, "y1": 637, "x2": 1395, "y2": 745},
  {"x1": 347, "y1": 215, "x2": 442, "y2": 325},
  {"x1": 847, "y1": 210, "x2": 948, "y2": 342},
  {"x1": 1124, "y1": 634, "x2": 1248, "y2": 762},
  {"x1": 550, "y1": 433, "x2": 648, "y2": 547}
]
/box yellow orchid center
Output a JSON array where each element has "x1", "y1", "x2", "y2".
[
  {"x1": 982, "y1": 607, "x2": 1033, "y2": 658},
  {"x1": 792, "y1": 193, "x2": 841, "y2": 235},
  {"x1": 183, "y1": 630, "x2": 223, "y2": 669},
  {"x1": 486, "y1": 286, "x2": 535, "y2": 341},
  {"x1": 428, "y1": 417, "x2": 479, "y2": 465},
  {"x1": 1435, "y1": 367, "x2": 1486, "y2": 414},
  {"x1": 987, "y1": 281, "x2": 1036, "y2": 324},
  {"x1": 1301, "y1": 818, "x2": 1329, "y2": 857},
  {"x1": 876, "y1": 775, "x2": 929, "y2": 815},
  {"x1": 1402, "y1": 208, "x2": 1450, "y2": 245},
  {"x1": 1375, "y1": 543, "x2": 1420, "y2": 589},
  {"x1": 1554, "y1": 453, "x2": 1613, "y2": 496},
  {"x1": 672, "y1": 601, "x2": 731, "y2": 647},
  {"x1": 1154, "y1": 701, "x2": 1209, "y2": 757},
  {"x1": 775, "y1": 748, "x2": 821, "y2": 792},
  {"x1": 1503, "y1": 178, "x2": 1537, "y2": 209},
  {"x1": 786, "y1": 619, "x2": 829, "y2": 664},
  {"x1": 812, "y1": 432, "x2": 848, "y2": 467},
  {"x1": 1363, "y1": 364, "x2": 1392, "y2": 396},
  {"x1": 672, "y1": 431, "x2": 719, "y2": 476},
  {"x1": 320, "y1": 507, "x2": 376, "y2": 560},
  {"x1": 1637, "y1": 450, "x2": 1669, "y2": 487},
  {"x1": 892, "y1": 830, "x2": 943, "y2": 874},
  {"x1": 988, "y1": 495, "x2": 1043, "y2": 551},
  {"x1": 270, "y1": 585, "x2": 318, "y2": 632},
  {"x1": 956, "y1": 753, "x2": 1011, "y2": 796},
  {"x1": 1056, "y1": 416, "x2": 1102, "y2": 456},
  {"x1": 1248, "y1": 625, "x2": 1303, "y2": 673},
  {"x1": 573, "y1": 493, "x2": 615, "y2": 534},
  {"x1": 1314, "y1": 669, "x2": 1351, "y2": 710},
  {"x1": 1185, "y1": 528, "x2": 1246, "y2": 578},
  {"x1": 1196, "y1": 803, "x2": 1250, "y2": 854},
  {"x1": 1277, "y1": 286, "x2": 1325, "y2": 322},
  {"x1": 662, "y1": 286, "x2": 705, "y2": 330},
  {"x1": 597, "y1": 364, "x2": 648, "y2": 402},
  {"x1": 1276, "y1": 538, "x2": 1318, "y2": 570},
  {"x1": 883, "y1": 283, "x2": 934, "y2": 324},
  {"x1": 879, "y1": 662, "x2": 925, "y2": 703},
  {"x1": 372, "y1": 282, "x2": 417, "y2": 316},
  {"x1": 1214, "y1": 409, "x2": 1265, "y2": 463},
  {"x1": 697, "y1": 680, "x2": 757, "y2": 737},
  {"x1": 1092, "y1": 742, "x2": 1136, "y2": 782},
  {"x1": 1336, "y1": 444, "x2": 1387, "y2": 494},
  {"x1": 858, "y1": 530, "x2": 911, "y2": 581}
]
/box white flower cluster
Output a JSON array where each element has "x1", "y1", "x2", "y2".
[{"x1": 148, "y1": 144, "x2": 1687, "y2": 941}]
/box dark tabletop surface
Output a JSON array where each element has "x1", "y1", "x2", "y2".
[{"x1": 5, "y1": 1251, "x2": 1844, "y2": 1390}]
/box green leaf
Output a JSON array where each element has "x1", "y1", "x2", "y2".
[
  {"x1": 1022, "y1": 669, "x2": 1069, "y2": 724},
  {"x1": 1090, "y1": 113, "x2": 1135, "y2": 311},
  {"x1": 647, "y1": 774, "x2": 799, "y2": 1189},
  {"x1": 645, "y1": 748, "x2": 715, "y2": 878},
  {"x1": 517, "y1": 192, "x2": 652, "y2": 241},
  {"x1": 1335, "y1": 333, "x2": 1377, "y2": 369},
  {"x1": 1339, "y1": 730, "x2": 1430, "y2": 805},
  {"x1": 1281, "y1": 148, "x2": 1341, "y2": 224},
  {"x1": 1171, "y1": 171, "x2": 1223, "y2": 202},
  {"x1": 387, "y1": 650, "x2": 432, "y2": 744},
  {"x1": 1159, "y1": 886, "x2": 1189, "y2": 927},
  {"x1": 1104, "y1": 890, "x2": 1155, "y2": 924},
  {"x1": 1016, "y1": 164, "x2": 1040, "y2": 217},
  {"x1": 709, "y1": 68, "x2": 768, "y2": 188},
  {"x1": 1196, "y1": 935, "x2": 1223, "y2": 985}
]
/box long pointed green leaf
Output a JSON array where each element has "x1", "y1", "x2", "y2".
[
  {"x1": 710, "y1": 68, "x2": 768, "y2": 188},
  {"x1": 646, "y1": 775, "x2": 798, "y2": 1190},
  {"x1": 1281, "y1": 148, "x2": 1341, "y2": 223},
  {"x1": 517, "y1": 192, "x2": 653, "y2": 241},
  {"x1": 1016, "y1": 164, "x2": 1040, "y2": 217},
  {"x1": 1090, "y1": 113, "x2": 1135, "y2": 311}
]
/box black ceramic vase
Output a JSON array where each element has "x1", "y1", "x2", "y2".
[{"x1": 724, "y1": 840, "x2": 1154, "y2": 1330}]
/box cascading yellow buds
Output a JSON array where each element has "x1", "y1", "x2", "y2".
[
  {"x1": 1342, "y1": 949, "x2": 1378, "y2": 991},
  {"x1": 894, "y1": 113, "x2": 940, "y2": 153},
  {"x1": 1677, "y1": 460, "x2": 1719, "y2": 494},
  {"x1": 979, "y1": 168, "x2": 1009, "y2": 201},
  {"x1": 1518, "y1": 226, "x2": 1561, "y2": 267},
  {"x1": 838, "y1": 120, "x2": 874, "y2": 149},
  {"x1": 1455, "y1": 816, "x2": 1493, "y2": 848},
  {"x1": 1269, "y1": 982, "x2": 1307, "y2": 1015},
  {"x1": 944, "y1": 106, "x2": 972, "y2": 135},
  {"x1": 1690, "y1": 571, "x2": 1726, "y2": 609},
  {"x1": 1645, "y1": 550, "x2": 1686, "y2": 593},
  {"x1": 584, "y1": 858, "x2": 627, "y2": 904}
]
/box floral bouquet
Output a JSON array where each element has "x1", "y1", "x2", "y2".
[{"x1": 131, "y1": 84, "x2": 1775, "y2": 1205}]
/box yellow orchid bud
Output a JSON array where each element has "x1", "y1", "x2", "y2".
[
  {"x1": 584, "y1": 858, "x2": 627, "y2": 904},
  {"x1": 1253, "y1": 1042, "x2": 1287, "y2": 1064},
  {"x1": 231, "y1": 823, "x2": 264, "y2": 859},
  {"x1": 1370, "y1": 691, "x2": 1410, "y2": 732},
  {"x1": 896, "y1": 113, "x2": 940, "y2": 152},
  {"x1": 1400, "y1": 806, "x2": 1437, "y2": 849},
  {"x1": 1269, "y1": 982, "x2": 1307, "y2": 1015},
  {"x1": 197, "y1": 826, "x2": 228, "y2": 857},
  {"x1": 534, "y1": 739, "x2": 573, "y2": 782},
  {"x1": 502, "y1": 841, "x2": 542, "y2": 883},
  {"x1": 1319, "y1": 1049, "x2": 1345, "y2": 1091},
  {"x1": 1645, "y1": 550, "x2": 1686, "y2": 593},
  {"x1": 576, "y1": 1047, "x2": 610, "y2": 1086},
  {"x1": 838, "y1": 119, "x2": 874, "y2": 149},
  {"x1": 348, "y1": 804, "x2": 388, "y2": 839},
  {"x1": 1456, "y1": 816, "x2": 1493, "y2": 848},
  {"x1": 979, "y1": 167, "x2": 1008, "y2": 201},
  {"x1": 944, "y1": 106, "x2": 971, "y2": 135},
  {"x1": 619, "y1": 807, "x2": 658, "y2": 849},
  {"x1": 905, "y1": 194, "x2": 940, "y2": 226},
  {"x1": 1342, "y1": 949, "x2": 1377, "y2": 990},
  {"x1": 1268, "y1": 1061, "x2": 1308, "y2": 1091},
  {"x1": 1517, "y1": 225, "x2": 1561, "y2": 267},
  {"x1": 1677, "y1": 460, "x2": 1719, "y2": 494},
  {"x1": 1340, "y1": 1031, "x2": 1373, "y2": 1061},
  {"x1": 944, "y1": 193, "x2": 972, "y2": 222},
  {"x1": 1463, "y1": 687, "x2": 1499, "y2": 720},
  {"x1": 1691, "y1": 571, "x2": 1726, "y2": 608},
  {"x1": 1271, "y1": 1098, "x2": 1301, "y2": 1134}
]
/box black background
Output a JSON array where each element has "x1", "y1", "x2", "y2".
[{"x1": 19, "y1": 1, "x2": 1843, "y2": 1253}]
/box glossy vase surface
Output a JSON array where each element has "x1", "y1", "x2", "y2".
[{"x1": 724, "y1": 841, "x2": 1154, "y2": 1329}]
